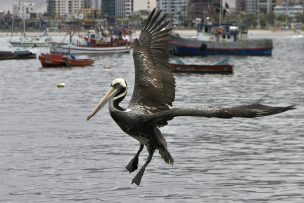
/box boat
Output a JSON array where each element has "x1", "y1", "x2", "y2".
[
  {"x1": 50, "y1": 43, "x2": 131, "y2": 55},
  {"x1": 50, "y1": 27, "x2": 131, "y2": 55},
  {"x1": 170, "y1": 58, "x2": 233, "y2": 74},
  {"x1": 82, "y1": 29, "x2": 131, "y2": 47},
  {"x1": 169, "y1": 24, "x2": 273, "y2": 56},
  {"x1": 9, "y1": 1, "x2": 52, "y2": 48},
  {"x1": 38, "y1": 53, "x2": 94, "y2": 67},
  {"x1": 0, "y1": 49, "x2": 36, "y2": 60},
  {"x1": 9, "y1": 31, "x2": 52, "y2": 47}
]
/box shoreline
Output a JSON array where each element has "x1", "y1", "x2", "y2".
[{"x1": 0, "y1": 29, "x2": 302, "y2": 38}]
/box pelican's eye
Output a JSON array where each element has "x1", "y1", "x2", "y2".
[{"x1": 113, "y1": 83, "x2": 123, "y2": 90}]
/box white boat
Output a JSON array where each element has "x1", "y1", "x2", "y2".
[
  {"x1": 9, "y1": 0, "x2": 52, "y2": 47},
  {"x1": 9, "y1": 32, "x2": 52, "y2": 47},
  {"x1": 50, "y1": 43, "x2": 131, "y2": 54}
]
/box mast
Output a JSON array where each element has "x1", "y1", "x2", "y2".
[
  {"x1": 219, "y1": 0, "x2": 222, "y2": 27},
  {"x1": 22, "y1": 0, "x2": 26, "y2": 37},
  {"x1": 257, "y1": 0, "x2": 260, "y2": 29}
]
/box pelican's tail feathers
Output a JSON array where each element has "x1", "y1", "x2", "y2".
[{"x1": 159, "y1": 147, "x2": 174, "y2": 165}]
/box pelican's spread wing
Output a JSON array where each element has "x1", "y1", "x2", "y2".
[
  {"x1": 139, "y1": 104, "x2": 295, "y2": 125},
  {"x1": 129, "y1": 9, "x2": 175, "y2": 113},
  {"x1": 171, "y1": 104, "x2": 295, "y2": 119}
]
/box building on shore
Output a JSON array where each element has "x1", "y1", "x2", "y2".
[
  {"x1": 236, "y1": 0, "x2": 303, "y2": 15},
  {"x1": 47, "y1": 0, "x2": 84, "y2": 18},
  {"x1": 156, "y1": 0, "x2": 189, "y2": 25},
  {"x1": 274, "y1": 4, "x2": 303, "y2": 16},
  {"x1": 101, "y1": 0, "x2": 155, "y2": 24},
  {"x1": 13, "y1": 1, "x2": 35, "y2": 19},
  {"x1": 188, "y1": 0, "x2": 221, "y2": 23}
]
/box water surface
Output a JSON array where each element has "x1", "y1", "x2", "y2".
[{"x1": 0, "y1": 35, "x2": 303, "y2": 202}]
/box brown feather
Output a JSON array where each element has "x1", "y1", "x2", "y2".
[{"x1": 129, "y1": 9, "x2": 175, "y2": 114}]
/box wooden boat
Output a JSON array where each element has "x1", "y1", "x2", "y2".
[
  {"x1": 66, "y1": 58, "x2": 94, "y2": 66},
  {"x1": 170, "y1": 58, "x2": 233, "y2": 74},
  {"x1": 39, "y1": 53, "x2": 94, "y2": 67},
  {"x1": 0, "y1": 50, "x2": 36, "y2": 60},
  {"x1": 170, "y1": 63, "x2": 233, "y2": 74}
]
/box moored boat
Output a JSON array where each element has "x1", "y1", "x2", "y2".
[
  {"x1": 170, "y1": 58, "x2": 233, "y2": 74},
  {"x1": 9, "y1": 30, "x2": 52, "y2": 48},
  {"x1": 50, "y1": 27, "x2": 131, "y2": 55},
  {"x1": 0, "y1": 49, "x2": 36, "y2": 60},
  {"x1": 170, "y1": 63, "x2": 233, "y2": 74},
  {"x1": 39, "y1": 53, "x2": 94, "y2": 67},
  {"x1": 169, "y1": 24, "x2": 273, "y2": 56},
  {"x1": 9, "y1": 36, "x2": 51, "y2": 47},
  {"x1": 50, "y1": 43, "x2": 131, "y2": 55}
]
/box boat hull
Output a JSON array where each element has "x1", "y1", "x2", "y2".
[
  {"x1": 170, "y1": 63, "x2": 233, "y2": 74},
  {"x1": 0, "y1": 51, "x2": 36, "y2": 60},
  {"x1": 9, "y1": 41, "x2": 49, "y2": 47},
  {"x1": 50, "y1": 44, "x2": 131, "y2": 54},
  {"x1": 169, "y1": 35, "x2": 273, "y2": 56},
  {"x1": 66, "y1": 59, "x2": 94, "y2": 66}
]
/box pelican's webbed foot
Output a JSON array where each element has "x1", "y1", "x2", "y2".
[
  {"x1": 131, "y1": 147, "x2": 155, "y2": 186},
  {"x1": 132, "y1": 168, "x2": 145, "y2": 186},
  {"x1": 125, "y1": 144, "x2": 144, "y2": 173},
  {"x1": 125, "y1": 157, "x2": 139, "y2": 173}
]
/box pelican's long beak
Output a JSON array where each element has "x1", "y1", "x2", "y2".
[{"x1": 87, "y1": 87, "x2": 118, "y2": 121}]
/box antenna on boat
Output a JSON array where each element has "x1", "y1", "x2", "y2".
[{"x1": 10, "y1": 16, "x2": 15, "y2": 42}]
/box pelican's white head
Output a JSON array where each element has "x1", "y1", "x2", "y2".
[
  {"x1": 87, "y1": 78, "x2": 127, "y2": 121},
  {"x1": 112, "y1": 78, "x2": 127, "y2": 88}
]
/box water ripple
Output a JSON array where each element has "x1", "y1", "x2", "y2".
[{"x1": 0, "y1": 36, "x2": 303, "y2": 202}]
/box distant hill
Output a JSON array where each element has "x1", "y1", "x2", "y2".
[{"x1": 2, "y1": 0, "x2": 47, "y2": 13}]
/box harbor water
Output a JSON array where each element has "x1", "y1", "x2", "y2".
[{"x1": 0, "y1": 34, "x2": 304, "y2": 202}]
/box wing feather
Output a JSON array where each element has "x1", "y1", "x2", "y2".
[
  {"x1": 129, "y1": 9, "x2": 175, "y2": 113},
  {"x1": 136, "y1": 104, "x2": 295, "y2": 127}
]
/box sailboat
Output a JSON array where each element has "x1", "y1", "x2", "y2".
[
  {"x1": 10, "y1": 30, "x2": 52, "y2": 47},
  {"x1": 9, "y1": 0, "x2": 52, "y2": 47}
]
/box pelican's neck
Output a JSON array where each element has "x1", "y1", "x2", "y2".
[{"x1": 109, "y1": 90, "x2": 127, "y2": 112}]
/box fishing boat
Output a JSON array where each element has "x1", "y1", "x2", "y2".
[
  {"x1": 50, "y1": 43, "x2": 131, "y2": 55},
  {"x1": 0, "y1": 49, "x2": 36, "y2": 60},
  {"x1": 170, "y1": 58, "x2": 233, "y2": 74},
  {"x1": 169, "y1": 24, "x2": 273, "y2": 56},
  {"x1": 39, "y1": 53, "x2": 94, "y2": 67},
  {"x1": 82, "y1": 29, "x2": 131, "y2": 47},
  {"x1": 50, "y1": 28, "x2": 131, "y2": 55}
]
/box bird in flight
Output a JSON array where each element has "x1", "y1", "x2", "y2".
[{"x1": 87, "y1": 9, "x2": 294, "y2": 186}]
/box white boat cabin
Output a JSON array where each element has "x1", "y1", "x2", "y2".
[{"x1": 197, "y1": 24, "x2": 248, "y2": 42}]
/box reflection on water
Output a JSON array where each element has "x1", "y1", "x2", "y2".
[{"x1": 0, "y1": 36, "x2": 303, "y2": 202}]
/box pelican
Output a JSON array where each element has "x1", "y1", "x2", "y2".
[{"x1": 87, "y1": 9, "x2": 294, "y2": 186}]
